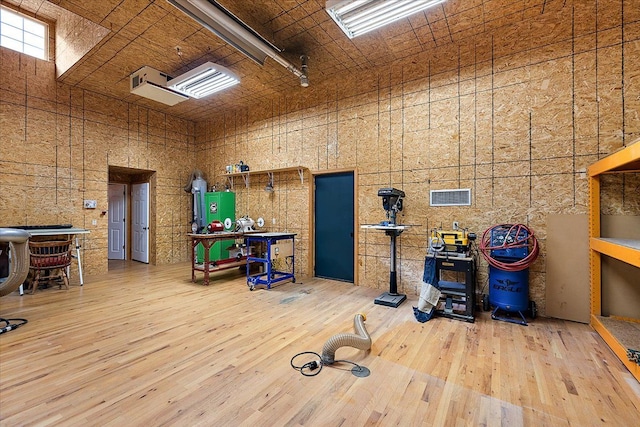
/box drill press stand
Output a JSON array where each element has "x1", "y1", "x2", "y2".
[
  {"x1": 365, "y1": 187, "x2": 408, "y2": 308},
  {"x1": 373, "y1": 227, "x2": 407, "y2": 308}
]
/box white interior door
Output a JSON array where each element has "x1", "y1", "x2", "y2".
[
  {"x1": 108, "y1": 183, "x2": 126, "y2": 260},
  {"x1": 132, "y1": 182, "x2": 149, "y2": 263}
]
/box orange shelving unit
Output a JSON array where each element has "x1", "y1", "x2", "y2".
[{"x1": 589, "y1": 139, "x2": 640, "y2": 382}]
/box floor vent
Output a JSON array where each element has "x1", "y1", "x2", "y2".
[{"x1": 430, "y1": 189, "x2": 471, "y2": 206}]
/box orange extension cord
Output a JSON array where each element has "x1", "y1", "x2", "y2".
[{"x1": 479, "y1": 224, "x2": 539, "y2": 271}]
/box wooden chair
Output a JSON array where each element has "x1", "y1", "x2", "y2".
[{"x1": 28, "y1": 240, "x2": 72, "y2": 294}]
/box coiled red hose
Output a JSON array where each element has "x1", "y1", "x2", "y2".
[{"x1": 479, "y1": 224, "x2": 539, "y2": 271}]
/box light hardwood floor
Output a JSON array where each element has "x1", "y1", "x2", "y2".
[{"x1": 1, "y1": 261, "x2": 638, "y2": 426}]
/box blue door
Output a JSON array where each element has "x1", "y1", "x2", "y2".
[{"x1": 314, "y1": 172, "x2": 354, "y2": 282}]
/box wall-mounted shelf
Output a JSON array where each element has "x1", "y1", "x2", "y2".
[
  {"x1": 225, "y1": 166, "x2": 309, "y2": 189},
  {"x1": 589, "y1": 139, "x2": 640, "y2": 383}
]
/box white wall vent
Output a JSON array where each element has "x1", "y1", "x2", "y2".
[{"x1": 430, "y1": 188, "x2": 472, "y2": 206}]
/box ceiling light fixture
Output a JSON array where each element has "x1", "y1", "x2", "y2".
[
  {"x1": 326, "y1": 0, "x2": 447, "y2": 39},
  {"x1": 167, "y1": 0, "x2": 309, "y2": 87},
  {"x1": 167, "y1": 61, "x2": 239, "y2": 98}
]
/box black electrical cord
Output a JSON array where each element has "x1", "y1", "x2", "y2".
[
  {"x1": 0, "y1": 317, "x2": 28, "y2": 335},
  {"x1": 290, "y1": 351, "x2": 323, "y2": 376},
  {"x1": 290, "y1": 352, "x2": 367, "y2": 377},
  {"x1": 331, "y1": 359, "x2": 367, "y2": 375}
]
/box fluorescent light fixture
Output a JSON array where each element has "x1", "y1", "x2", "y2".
[
  {"x1": 326, "y1": 0, "x2": 446, "y2": 39},
  {"x1": 167, "y1": 62, "x2": 239, "y2": 98},
  {"x1": 167, "y1": 0, "x2": 309, "y2": 86}
]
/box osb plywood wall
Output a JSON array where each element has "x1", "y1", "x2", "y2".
[
  {"x1": 0, "y1": 49, "x2": 196, "y2": 275},
  {"x1": 1, "y1": 0, "x2": 638, "y2": 318},
  {"x1": 196, "y1": 1, "x2": 640, "y2": 316}
]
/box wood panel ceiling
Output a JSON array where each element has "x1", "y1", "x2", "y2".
[{"x1": 5, "y1": 0, "x2": 555, "y2": 121}]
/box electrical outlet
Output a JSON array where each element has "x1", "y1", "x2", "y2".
[
  {"x1": 84, "y1": 200, "x2": 97, "y2": 209},
  {"x1": 272, "y1": 218, "x2": 276, "y2": 225},
  {"x1": 92, "y1": 219, "x2": 97, "y2": 226}
]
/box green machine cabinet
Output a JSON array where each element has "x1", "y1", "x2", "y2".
[{"x1": 196, "y1": 191, "x2": 236, "y2": 264}]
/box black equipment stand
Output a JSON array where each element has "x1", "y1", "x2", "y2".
[
  {"x1": 374, "y1": 227, "x2": 406, "y2": 308},
  {"x1": 434, "y1": 255, "x2": 476, "y2": 322}
]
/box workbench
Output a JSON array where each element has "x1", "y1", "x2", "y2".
[
  {"x1": 245, "y1": 232, "x2": 296, "y2": 290},
  {"x1": 188, "y1": 231, "x2": 256, "y2": 286}
]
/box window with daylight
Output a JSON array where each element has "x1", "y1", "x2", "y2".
[{"x1": 0, "y1": 5, "x2": 48, "y2": 60}]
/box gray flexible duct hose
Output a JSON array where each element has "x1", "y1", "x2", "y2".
[
  {"x1": 184, "y1": 169, "x2": 204, "y2": 193},
  {"x1": 0, "y1": 228, "x2": 31, "y2": 297},
  {"x1": 321, "y1": 313, "x2": 371, "y2": 365}
]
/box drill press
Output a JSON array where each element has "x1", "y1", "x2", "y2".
[{"x1": 374, "y1": 187, "x2": 407, "y2": 308}]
